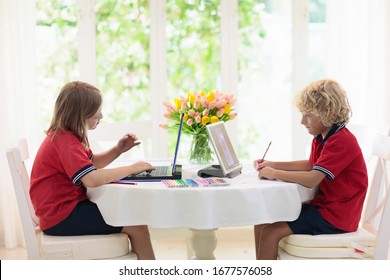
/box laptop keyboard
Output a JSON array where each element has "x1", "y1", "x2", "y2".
[
  {"x1": 137, "y1": 166, "x2": 169, "y2": 177},
  {"x1": 153, "y1": 166, "x2": 169, "y2": 175}
]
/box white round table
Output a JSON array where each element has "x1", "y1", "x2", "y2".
[{"x1": 87, "y1": 165, "x2": 315, "y2": 259}]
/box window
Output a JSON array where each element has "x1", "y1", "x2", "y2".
[
  {"x1": 166, "y1": 0, "x2": 221, "y2": 96},
  {"x1": 237, "y1": 0, "x2": 293, "y2": 160},
  {"x1": 96, "y1": 0, "x2": 151, "y2": 122},
  {"x1": 35, "y1": 0, "x2": 326, "y2": 160},
  {"x1": 36, "y1": 0, "x2": 78, "y2": 131}
]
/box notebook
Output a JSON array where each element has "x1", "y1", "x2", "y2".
[
  {"x1": 119, "y1": 113, "x2": 184, "y2": 182},
  {"x1": 197, "y1": 121, "x2": 242, "y2": 178}
]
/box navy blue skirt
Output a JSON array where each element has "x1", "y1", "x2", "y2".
[{"x1": 43, "y1": 200, "x2": 123, "y2": 236}]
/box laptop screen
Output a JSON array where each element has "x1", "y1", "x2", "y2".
[
  {"x1": 171, "y1": 113, "x2": 184, "y2": 173},
  {"x1": 206, "y1": 122, "x2": 241, "y2": 176}
]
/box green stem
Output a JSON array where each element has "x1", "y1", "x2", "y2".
[{"x1": 189, "y1": 133, "x2": 213, "y2": 164}]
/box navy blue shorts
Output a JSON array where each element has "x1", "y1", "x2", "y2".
[
  {"x1": 43, "y1": 200, "x2": 123, "y2": 236},
  {"x1": 287, "y1": 204, "x2": 348, "y2": 235}
]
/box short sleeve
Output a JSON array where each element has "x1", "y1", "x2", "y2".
[
  {"x1": 58, "y1": 140, "x2": 96, "y2": 186},
  {"x1": 312, "y1": 134, "x2": 361, "y2": 180}
]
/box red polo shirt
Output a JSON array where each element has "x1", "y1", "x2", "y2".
[
  {"x1": 309, "y1": 124, "x2": 368, "y2": 231},
  {"x1": 30, "y1": 131, "x2": 96, "y2": 230}
]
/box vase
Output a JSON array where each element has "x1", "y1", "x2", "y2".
[{"x1": 189, "y1": 133, "x2": 213, "y2": 164}]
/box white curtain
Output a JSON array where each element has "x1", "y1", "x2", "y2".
[
  {"x1": 0, "y1": 0, "x2": 38, "y2": 248},
  {"x1": 326, "y1": 0, "x2": 390, "y2": 126}
]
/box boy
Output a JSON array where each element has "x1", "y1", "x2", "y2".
[{"x1": 253, "y1": 79, "x2": 368, "y2": 259}]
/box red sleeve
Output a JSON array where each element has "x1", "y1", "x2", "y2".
[
  {"x1": 312, "y1": 132, "x2": 361, "y2": 180},
  {"x1": 57, "y1": 134, "x2": 96, "y2": 186}
]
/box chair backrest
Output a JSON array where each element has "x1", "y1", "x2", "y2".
[
  {"x1": 88, "y1": 120, "x2": 153, "y2": 159},
  {"x1": 348, "y1": 124, "x2": 390, "y2": 161},
  {"x1": 6, "y1": 138, "x2": 41, "y2": 259},
  {"x1": 361, "y1": 134, "x2": 390, "y2": 259}
]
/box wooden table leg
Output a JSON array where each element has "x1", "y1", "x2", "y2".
[{"x1": 189, "y1": 228, "x2": 218, "y2": 260}]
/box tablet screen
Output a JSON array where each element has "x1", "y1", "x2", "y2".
[{"x1": 206, "y1": 122, "x2": 240, "y2": 175}]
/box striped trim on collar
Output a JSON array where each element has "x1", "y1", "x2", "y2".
[
  {"x1": 314, "y1": 123, "x2": 346, "y2": 145},
  {"x1": 312, "y1": 123, "x2": 346, "y2": 179}
]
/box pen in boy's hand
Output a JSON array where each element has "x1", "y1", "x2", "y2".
[{"x1": 260, "y1": 141, "x2": 272, "y2": 163}]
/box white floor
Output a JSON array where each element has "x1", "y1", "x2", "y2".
[{"x1": 0, "y1": 227, "x2": 256, "y2": 260}]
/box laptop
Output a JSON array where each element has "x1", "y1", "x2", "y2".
[
  {"x1": 119, "y1": 113, "x2": 184, "y2": 182},
  {"x1": 197, "y1": 121, "x2": 242, "y2": 178}
]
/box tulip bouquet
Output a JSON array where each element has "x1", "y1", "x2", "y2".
[{"x1": 162, "y1": 90, "x2": 237, "y2": 164}]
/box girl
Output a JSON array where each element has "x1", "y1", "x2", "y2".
[
  {"x1": 30, "y1": 81, "x2": 155, "y2": 260},
  {"x1": 253, "y1": 79, "x2": 368, "y2": 260}
]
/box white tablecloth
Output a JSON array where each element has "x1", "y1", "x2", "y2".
[{"x1": 87, "y1": 165, "x2": 316, "y2": 230}]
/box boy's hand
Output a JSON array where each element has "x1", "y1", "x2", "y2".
[
  {"x1": 258, "y1": 166, "x2": 276, "y2": 180},
  {"x1": 253, "y1": 159, "x2": 263, "y2": 170},
  {"x1": 253, "y1": 159, "x2": 270, "y2": 171}
]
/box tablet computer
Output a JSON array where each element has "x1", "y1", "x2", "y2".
[{"x1": 198, "y1": 121, "x2": 242, "y2": 178}]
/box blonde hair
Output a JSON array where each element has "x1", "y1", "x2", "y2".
[
  {"x1": 47, "y1": 81, "x2": 102, "y2": 148},
  {"x1": 295, "y1": 79, "x2": 352, "y2": 127}
]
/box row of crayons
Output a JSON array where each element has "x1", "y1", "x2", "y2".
[{"x1": 162, "y1": 178, "x2": 230, "y2": 188}]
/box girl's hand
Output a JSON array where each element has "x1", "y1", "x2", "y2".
[
  {"x1": 130, "y1": 161, "x2": 155, "y2": 175},
  {"x1": 117, "y1": 133, "x2": 141, "y2": 153}
]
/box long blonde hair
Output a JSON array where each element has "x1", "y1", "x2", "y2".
[
  {"x1": 295, "y1": 79, "x2": 352, "y2": 127},
  {"x1": 47, "y1": 81, "x2": 102, "y2": 148}
]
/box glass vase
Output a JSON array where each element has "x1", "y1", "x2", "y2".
[{"x1": 189, "y1": 133, "x2": 213, "y2": 164}]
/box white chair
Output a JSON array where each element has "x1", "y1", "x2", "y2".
[
  {"x1": 279, "y1": 133, "x2": 390, "y2": 260},
  {"x1": 6, "y1": 138, "x2": 137, "y2": 260}
]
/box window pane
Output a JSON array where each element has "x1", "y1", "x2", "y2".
[
  {"x1": 308, "y1": 0, "x2": 326, "y2": 81},
  {"x1": 166, "y1": 0, "x2": 221, "y2": 97},
  {"x1": 35, "y1": 0, "x2": 78, "y2": 129},
  {"x1": 96, "y1": 0, "x2": 150, "y2": 122},
  {"x1": 238, "y1": 0, "x2": 292, "y2": 160},
  {"x1": 165, "y1": 0, "x2": 221, "y2": 154}
]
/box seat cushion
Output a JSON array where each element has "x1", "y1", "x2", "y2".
[
  {"x1": 279, "y1": 228, "x2": 375, "y2": 259},
  {"x1": 39, "y1": 232, "x2": 132, "y2": 259}
]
